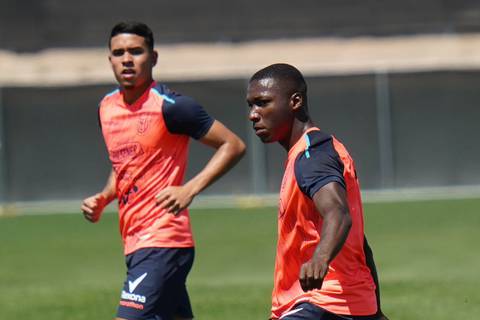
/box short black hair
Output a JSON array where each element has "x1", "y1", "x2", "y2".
[
  {"x1": 250, "y1": 63, "x2": 307, "y2": 101},
  {"x1": 109, "y1": 21, "x2": 154, "y2": 51}
]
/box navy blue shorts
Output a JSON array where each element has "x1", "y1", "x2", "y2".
[
  {"x1": 116, "y1": 247, "x2": 194, "y2": 320},
  {"x1": 279, "y1": 302, "x2": 377, "y2": 320}
]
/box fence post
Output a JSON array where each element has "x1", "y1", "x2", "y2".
[
  {"x1": 375, "y1": 71, "x2": 395, "y2": 188},
  {"x1": 0, "y1": 87, "x2": 7, "y2": 203}
]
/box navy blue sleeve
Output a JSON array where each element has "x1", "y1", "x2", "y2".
[
  {"x1": 294, "y1": 131, "x2": 346, "y2": 199},
  {"x1": 160, "y1": 91, "x2": 214, "y2": 139}
]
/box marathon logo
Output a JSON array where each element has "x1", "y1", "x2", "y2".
[
  {"x1": 120, "y1": 272, "x2": 148, "y2": 305},
  {"x1": 121, "y1": 290, "x2": 147, "y2": 304}
]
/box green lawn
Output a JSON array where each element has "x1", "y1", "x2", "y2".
[{"x1": 1, "y1": 198, "x2": 479, "y2": 319}]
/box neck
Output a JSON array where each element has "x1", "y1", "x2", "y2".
[
  {"x1": 122, "y1": 79, "x2": 154, "y2": 105},
  {"x1": 279, "y1": 118, "x2": 315, "y2": 151}
]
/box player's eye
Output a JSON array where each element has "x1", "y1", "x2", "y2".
[
  {"x1": 130, "y1": 48, "x2": 144, "y2": 55},
  {"x1": 112, "y1": 49, "x2": 124, "y2": 57},
  {"x1": 255, "y1": 99, "x2": 269, "y2": 107},
  {"x1": 247, "y1": 98, "x2": 270, "y2": 109}
]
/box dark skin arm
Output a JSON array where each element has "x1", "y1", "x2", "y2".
[
  {"x1": 364, "y1": 236, "x2": 389, "y2": 320},
  {"x1": 299, "y1": 182, "x2": 352, "y2": 291},
  {"x1": 299, "y1": 182, "x2": 389, "y2": 319}
]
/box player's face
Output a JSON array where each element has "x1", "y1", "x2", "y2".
[
  {"x1": 109, "y1": 33, "x2": 157, "y2": 89},
  {"x1": 246, "y1": 78, "x2": 293, "y2": 143}
]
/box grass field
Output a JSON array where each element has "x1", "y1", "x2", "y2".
[{"x1": 1, "y1": 198, "x2": 480, "y2": 319}]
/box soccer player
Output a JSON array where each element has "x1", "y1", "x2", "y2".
[
  {"x1": 81, "y1": 22, "x2": 245, "y2": 320},
  {"x1": 246, "y1": 63, "x2": 389, "y2": 320}
]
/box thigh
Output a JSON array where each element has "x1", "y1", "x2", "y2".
[
  {"x1": 167, "y1": 249, "x2": 194, "y2": 319},
  {"x1": 116, "y1": 247, "x2": 194, "y2": 320},
  {"x1": 172, "y1": 283, "x2": 193, "y2": 319}
]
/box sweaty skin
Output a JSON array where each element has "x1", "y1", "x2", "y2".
[
  {"x1": 109, "y1": 33, "x2": 158, "y2": 104},
  {"x1": 248, "y1": 78, "x2": 353, "y2": 292},
  {"x1": 298, "y1": 182, "x2": 352, "y2": 292},
  {"x1": 247, "y1": 75, "x2": 388, "y2": 319}
]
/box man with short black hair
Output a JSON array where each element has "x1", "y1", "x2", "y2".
[
  {"x1": 81, "y1": 21, "x2": 246, "y2": 320},
  {"x1": 246, "y1": 63, "x2": 388, "y2": 320}
]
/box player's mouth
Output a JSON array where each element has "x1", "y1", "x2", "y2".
[
  {"x1": 121, "y1": 69, "x2": 136, "y2": 80},
  {"x1": 254, "y1": 126, "x2": 268, "y2": 136}
]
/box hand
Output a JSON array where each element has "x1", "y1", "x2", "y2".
[
  {"x1": 81, "y1": 193, "x2": 107, "y2": 223},
  {"x1": 155, "y1": 185, "x2": 195, "y2": 215},
  {"x1": 299, "y1": 254, "x2": 329, "y2": 292}
]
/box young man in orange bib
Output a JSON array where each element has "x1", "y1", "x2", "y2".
[
  {"x1": 81, "y1": 22, "x2": 245, "y2": 320},
  {"x1": 246, "y1": 63, "x2": 388, "y2": 320}
]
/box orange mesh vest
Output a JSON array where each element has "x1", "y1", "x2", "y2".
[
  {"x1": 271, "y1": 128, "x2": 377, "y2": 318},
  {"x1": 99, "y1": 82, "x2": 212, "y2": 255}
]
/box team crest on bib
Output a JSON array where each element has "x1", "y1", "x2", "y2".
[{"x1": 137, "y1": 114, "x2": 150, "y2": 135}]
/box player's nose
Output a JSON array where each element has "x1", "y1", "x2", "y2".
[
  {"x1": 248, "y1": 108, "x2": 260, "y2": 122},
  {"x1": 122, "y1": 52, "x2": 133, "y2": 64}
]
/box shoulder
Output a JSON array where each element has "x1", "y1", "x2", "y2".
[
  {"x1": 294, "y1": 130, "x2": 346, "y2": 199},
  {"x1": 99, "y1": 88, "x2": 120, "y2": 107},
  {"x1": 98, "y1": 88, "x2": 121, "y2": 127},
  {"x1": 154, "y1": 84, "x2": 215, "y2": 139},
  {"x1": 151, "y1": 84, "x2": 200, "y2": 113}
]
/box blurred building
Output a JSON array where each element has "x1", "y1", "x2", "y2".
[{"x1": 1, "y1": 1, "x2": 480, "y2": 203}]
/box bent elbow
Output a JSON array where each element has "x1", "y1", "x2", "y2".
[{"x1": 234, "y1": 139, "x2": 247, "y2": 160}]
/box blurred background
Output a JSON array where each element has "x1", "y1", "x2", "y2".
[
  {"x1": 0, "y1": 0, "x2": 480, "y2": 208},
  {"x1": 1, "y1": 2, "x2": 480, "y2": 320}
]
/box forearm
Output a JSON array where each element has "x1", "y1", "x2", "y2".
[
  {"x1": 314, "y1": 208, "x2": 352, "y2": 263},
  {"x1": 300, "y1": 183, "x2": 352, "y2": 291},
  {"x1": 185, "y1": 139, "x2": 245, "y2": 196},
  {"x1": 100, "y1": 169, "x2": 117, "y2": 203}
]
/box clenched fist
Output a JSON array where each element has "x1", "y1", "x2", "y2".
[{"x1": 81, "y1": 193, "x2": 108, "y2": 223}]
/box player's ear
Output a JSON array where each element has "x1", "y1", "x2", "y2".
[
  {"x1": 152, "y1": 50, "x2": 158, "y2": 67},
  {"x1": 290, "y1": 92, "x2": 303, "y2": 111}
]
